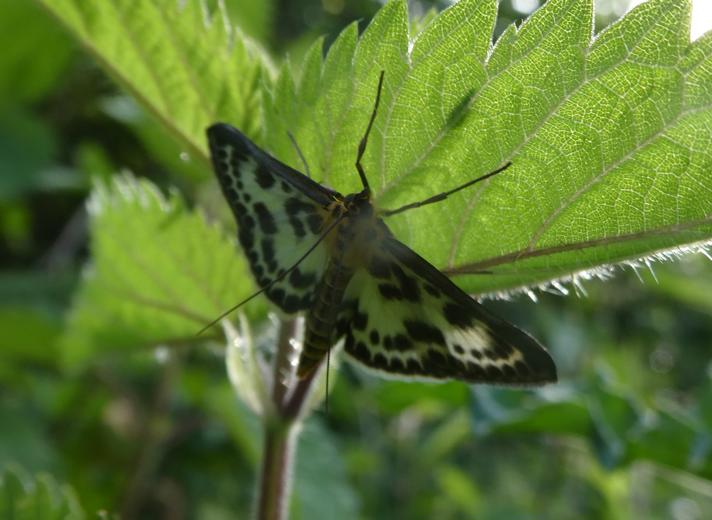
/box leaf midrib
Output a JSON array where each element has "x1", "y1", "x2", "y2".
[{"x1": 444, "y1": 213, "x2": 712, "y2": 277}]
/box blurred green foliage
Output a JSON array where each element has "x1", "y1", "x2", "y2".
[{"x1": 2, "y1": 0, "x2": 712, "y2": 519}]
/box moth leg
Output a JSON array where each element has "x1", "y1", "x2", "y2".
[{"x1": 287, "y1": 131, "x2": 312, "y2": 179}]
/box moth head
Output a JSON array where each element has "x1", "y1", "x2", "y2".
[{"x1": 343, "y1": 190, "x2": 373, "y2": 218}]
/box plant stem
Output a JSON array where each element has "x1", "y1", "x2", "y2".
[
  {"x1": 256, "y1": 418, "x2": 296, "y2": 520},
  {"x1": 255, "y1": 318, "x2": 321, "y2": 520}
]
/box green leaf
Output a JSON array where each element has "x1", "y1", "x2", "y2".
[
  {"x1": 0, "y1": 109, "x2": 59, "y2": 200},
  {"x1": 0, "y1": 466, "x2": 84, "y2": 520},
  {"x1": 292, "y1": 421, "x2": 359, "y2": 520},
  {"x1": 470, "y1": 370, "x2": 712, "y2": 478},
  {"x1": 0, "y1": 1, "x2": 74, "y2": 105},
  {"x1": 0, "y1": 400, "x2": 58, "y2": 473},
  {"x1": 221, "y1": 0, "x2": 275, "y2": 44},
  {"x1": 263, "y1": 0, "x2": 712, "y2": 294},
  {"x1": 61, "y1": 175, "x2": 256, "y2": 367},
  {"x1": 36, "y1": 0, "x2": 271, "y2": 161}
]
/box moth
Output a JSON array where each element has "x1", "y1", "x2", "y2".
[{"x1": 206, "y1": 73, "x2": 557, "y2": 386}]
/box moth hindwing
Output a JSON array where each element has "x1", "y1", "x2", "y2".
[{"x1": 207, "y1": 123, "x2": 556, "y2": 386}]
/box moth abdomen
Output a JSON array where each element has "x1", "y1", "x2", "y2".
[{"x1": 298, "y1": 258, "x2": 354, "y2": 377}]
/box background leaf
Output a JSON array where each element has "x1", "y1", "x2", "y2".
[
  {"x1": 61, "y1": 175, "x2": 257, "y2": 367},
  {"x1": 0, "y1": 466, "x2": 84, "y2": 520},
  {"x1": 37, "y1": 0, "x2": 271, "y2": 160}
]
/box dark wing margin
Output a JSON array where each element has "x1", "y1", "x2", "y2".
[{"x1": 207, "y1": 123, "x2": 339, "y2": 205}]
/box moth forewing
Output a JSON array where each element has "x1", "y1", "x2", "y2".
[{"x1": 207, "y1": 124, "x2": 337, "y2": 314}]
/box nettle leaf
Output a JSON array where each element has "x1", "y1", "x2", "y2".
[
  {"x1": 0, "y1": 466, "x2": 84, "y2": 520},
  {"x1": 470, "y1": 374, "x2": 712, "y2": 478},
  {"x1": 263, "y1": 0, "x2": 712, "y2": 294},
  {"x1": 61, "y1": 176, "x2": 255, "y2": 367},
  {"x1": 36, "y1": 0, "x2": 270, "y2": 156}
]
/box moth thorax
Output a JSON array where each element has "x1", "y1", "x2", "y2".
[{"x1": 333, "y1": 213, "x2": 380, "y2": 269}]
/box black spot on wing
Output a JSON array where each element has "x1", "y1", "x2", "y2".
[
  {"x1": 378, "y1": 283, "x2": 402, "y2": 300},
  {"x1": 389, "y1": 358, "x2": 404, "y2": 372},
  {"x1": 243, "y1": 214, "x2": 255, "y2": 229},
  {"x1": 283, "y1": 295, "x2": 301, "y2": 313},
  {"x1": 346, "y1": 335, "x2": 370, "y2": 361},
  {"x1": 393, "y1": 334, "x2": 412, "y2": 352},
  {"x1": 238, "y1": 227, "x2": 254, "y2": 250},
  {"x1": 426, "y1": 349, "x2": 448, "y2": 370},
  {"x1": 490, "y1": 343, "x2": 515, "y2": 360},
  {"x1": 392, "y1": 264, "x2": 420, "y2": 302},
  {"x1": 225, "y1": 187, "x2": 240, "y2": 204},
  {"x1": 353, "y1": 310, "x2": 368, "y2": 331},
  {"x1": 260, "y1": 239, "x2": 277, "y2": 272},
  {"x1": 233, "y1": 201, "x2": 247, "y2": 216},
  {"x1": 253, "y1": 203, "x2": 277, "y2": 234},
  {"x1": 407, "y1": 359, "x2": 421, "y2": 373},
  {"x1": 369, "y1": 330, "x2": 380, "y2": 345},
  {"x1": 307, "y1": 214, "x2": 323, "y2": 234},
  {"x1": 373, "y1": 353, "x2": 388, "y2": 369},
  {"x1": 289, "y1": 217, "x2": 306, "y2": 238},
  {"x1": 285, "y1": 197, "x2": 322, "y2": 238},
  {"x1": 214, "y1": 146, "x2": 229, "y2": 162},
  {"x1": 285, "y1": 197, "x2": 315, "y2": 216},
  {"x1": 255, "y1": 164, "x2": 275, "y2": 189},
  {"x1": 336, "y1": 317, "x2": 350, "y2": 337},
  {"x1": 269, "y1": 287, "x2": 286, "y2": 307},
  {"x1": 404, "y1": 320, "x2": 446, "y2": 346},
  {"x1": 289, "y1": 268, "x2": 316, "y2": 289},
  {"x1": 443, "y1": 302, "x2": 474, "y2": 328},
  {"x1": 383, "y1": 334, "x2": 413, "y2": 352}
]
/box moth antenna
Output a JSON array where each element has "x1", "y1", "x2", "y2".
[
  {"x1": 197, "y1": 216, "x2": 344, "y2": 336},
  {"x1": 381, "y1": 161, "x2": 513, "y2": 218},
  {"x1": 355, "y1": 70, "x2": 385, "y2": 193},
  {"x1": 287, "y1": 131, "x2": 312, "y2": 179}
]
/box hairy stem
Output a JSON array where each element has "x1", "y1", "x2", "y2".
[
  {"x1": 255, "y1": 317, "x2": 321, "y2": 520},
  {"x1": 256, "y1": 418, "x2": 296, "y2": 520}
]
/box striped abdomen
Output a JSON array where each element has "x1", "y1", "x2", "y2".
[{"x1": 297, "y1": 255, "x2": 354, "y2": 378}]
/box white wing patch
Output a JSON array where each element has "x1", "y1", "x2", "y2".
[
  {"x1": 208, "y1": 134, "x2": 329, "y2": 313},
  {"x1": 337, "y1": 238, "x2": 556, "y2": 385}
]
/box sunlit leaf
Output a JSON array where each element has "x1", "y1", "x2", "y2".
[
  {"x1": 264, "y1": 0, "x2": 712, "y2": 294},
  {"x1": 37, "y1": 0, "x2": 271, "y2": 161},
  {"x1": 61, "y1": 175, "x2": 255, "y2": 367}
]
